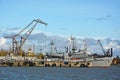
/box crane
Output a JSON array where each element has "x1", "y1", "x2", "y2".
[
  {"x1": 97, "y1": 40, "x2": 106, "y2": 55},
  {"x1": 97, "y1": 40, "x2": 113, "y2": 57},
  {"x1": 5, "y1": 19, "x2": 47, "y2": 56}
]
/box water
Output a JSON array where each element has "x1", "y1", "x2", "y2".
[{"x1": 0, "y1": 65, "x2": 120, "y2": 80}]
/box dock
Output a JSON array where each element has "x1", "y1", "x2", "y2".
[{"x1": 0, "y1": 60, "x2": 93, "y2": 67}]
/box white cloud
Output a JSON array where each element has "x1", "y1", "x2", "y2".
[
  {"x1": 116, "y1": 46, "x2": 120, "y2": 49},
  {"x1": 0, "y1": 37, "x2": 6, "y2": 46},
  {"x1": 1, "y1": 31, "x2": 120, "y2": 56},
  {"x1": 104, "y1": 41, "x2": 120, "y2": 50}
]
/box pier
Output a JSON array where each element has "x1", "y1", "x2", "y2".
[{"x1": 0, "y1": 59, "x2": 93, "y2": 67}]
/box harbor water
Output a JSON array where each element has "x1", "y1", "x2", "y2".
[{"x1": 0, "y1": 65, "x2": 120, "y2": 80}]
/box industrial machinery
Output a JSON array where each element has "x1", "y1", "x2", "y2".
[
  {"x1": 97, "y1": 40, "x2": 112, "y2": 57},
  {"x1": 97, "y1": 40, "x2": 106, "y2": 55},
  {"x1": 5, "y1": 19, "x2": 47, "y2": 56}
]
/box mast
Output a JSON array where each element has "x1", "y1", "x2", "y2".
[
  {"x1": 71, "y1": 36, "x2": 77, "y2": 53},
  {"x1": 50, "y1": 41, "x2": 54, "y2": 54}
]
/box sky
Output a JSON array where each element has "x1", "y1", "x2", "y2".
[{"x1": 0, "y1": 0, "x2": 120, "y2": 40}]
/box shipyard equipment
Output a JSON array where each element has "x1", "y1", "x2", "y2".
[
  {"x1": 97, "y1": 40, "x2": 106, "y2": 55},
  {"x1": 97, "y1": 40, "x2": 113, "y2": 57},
  {"x1": 5, "y1": 19, "x2": 47, "y2": 56}
]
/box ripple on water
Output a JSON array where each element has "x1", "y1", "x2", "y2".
[{"x1": 0, "y1": 65, "x2": 119, "y2": 80}]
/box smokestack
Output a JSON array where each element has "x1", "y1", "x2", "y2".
[{"x1": 111, "y1": 48, "x2": 113, "y2": 57}]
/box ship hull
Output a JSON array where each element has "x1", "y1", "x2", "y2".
[{"x1": 91, "y1": 57, "x2": 113, "y2": 67}]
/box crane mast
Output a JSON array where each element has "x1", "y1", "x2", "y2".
[{"x1": 5, "y1": 19, "x2": 47, "y2": 56}]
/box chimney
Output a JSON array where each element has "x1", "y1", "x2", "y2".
[{"x1": 111, "y1": 48, "x2": 113, "y2": 57}]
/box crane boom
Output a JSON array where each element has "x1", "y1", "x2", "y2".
[
  {"x1": 15, "y1": 19, "x2": 47, "y2": 37},
  {"x1": 5, "y1": 19, "x2": 47, "y2": 56},
  {"x1": 97, "y1": 40, "x2": 106, "y2": 55},
  {"x1": 19, "y1": 19, "x2": 47, "y2": 49}
]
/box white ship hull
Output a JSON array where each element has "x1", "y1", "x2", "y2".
[
  {"x1": 64, "y1": 56, "x2": 113, "y2": 67},
  {"x1": 91, "y1": 57, "x2": 113, "y2": 67}
]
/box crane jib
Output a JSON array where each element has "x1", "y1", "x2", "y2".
[{"x1": 4, "y1": 19, "x2": 47, "y2": 56}]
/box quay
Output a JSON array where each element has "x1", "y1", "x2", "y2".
[{"x1": 0, "y1": 59, "x2": 92, "y2": 67}]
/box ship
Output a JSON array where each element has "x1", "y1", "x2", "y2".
[
  {"x1": 45, "y1": 37, "x2": 113, "y2": 67},
  {"x1": 63, "y1": 37, "x2": 113, "y2": 67}
]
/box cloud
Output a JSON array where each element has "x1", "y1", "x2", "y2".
[
  {"x1": 1, "y1": 31, "x2": 120, "y2": 56},
  {"x1": 104, "y1": 41, "x2": 120, "y2": 50},
  {"x1": 106, "y1": 15, "x2": 111, "y2": 18},
  {"x1": 0, "y1": 37, "x2": 6, "y2": 46},
  {"x1": 8, "y1": 28, "x2": 20, "y2": 30},
  {"x1": 27, "y1": 33, "x2": 120, "y2": 56},
  {"x1": 97, "y1": 17, "x2": 104, "y2": 21},
  {"x1": 96, "y1": 15, "x2": 112, "y2": 21}
]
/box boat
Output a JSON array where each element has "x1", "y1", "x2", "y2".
[
  {"x1": 45, "y1": 41, "x2": 64, "y2": 61},
  {"x1": 63, "y1": 37, "x2": 113, "y2": 67}
]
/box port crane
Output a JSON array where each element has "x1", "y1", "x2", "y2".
[
  {"x1": 97, "y1": 40, "x2": 113, "y2": 57},
  {"x1": 97, "y1": 40, "x2": 106, "y2": 55},
  {"x1": 5, "y1": 19, "x2": 47, "y2": 56}
]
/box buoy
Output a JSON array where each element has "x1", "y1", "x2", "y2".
[
  {"x1": 60, "y1": 64, "x2": 62, "y2": 67},
  {"x1": 18, "y1": 62, "x2": 20, "y2": 66},
  {"x1": 64, "y1": 62, "x2": 68, "y2": 65},
  {"x1": 32, "y1": 63, "x2": 36, "y2": 66},
  {"x1": 69, "y1": 64, "x2": 71, "y2": 67},
  {"x1": 52, "y1": 63, "x2": 56, "y2": 67},
  {"x1": 45, "y1": 64, "x2": 48, "y2": 67},
  {"x1": 45, "y1": 64, "x2": 50, "y2": 67},
  {"x1": 23, "y1": 62, "x2": 28, "y2": 65},
  {"x1": 80, "y1": 64, "x2": 86, "y2": 67},
  {"x1": 47, "y1": 64, "x2": 50, "y2": 67},
  {"x1": 87, "y1": 63, "x2": 90, "y2": 65},
  {"x1": 39, "y1": 61, "x2": 44, "y2": 64},
  {"x1": 9, "y1": 63, "x2": 13, "y2": 66}
]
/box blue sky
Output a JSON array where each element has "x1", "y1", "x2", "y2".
[{"x1": 0, "y1": 0, "x2": 120, "y2": 40}]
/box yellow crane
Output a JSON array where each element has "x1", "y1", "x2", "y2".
[{"x1": 5, "y1": 19, "x2": 47, "y2": 56}]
